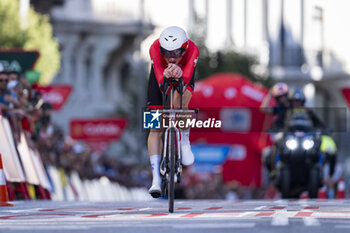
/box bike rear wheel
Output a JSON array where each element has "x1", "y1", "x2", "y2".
[{"x1": 168, "y1": 128, "x2": 175, "y2": 213}]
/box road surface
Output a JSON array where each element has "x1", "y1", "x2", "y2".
[{"x1": 1, "y1": 199, "x2": 350, "y2": 232}]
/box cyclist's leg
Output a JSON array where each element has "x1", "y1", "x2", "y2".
[
  {"x1": 148, "y1": 130, "x2": 163, "y2": 181},
  {"x1": 147, "y1": 67, "x2": 163, "y2": 197},
  {"x1": 173, "y1": 69, "x2": 195, "y2": 109},
  {"x1": 173, "y1": 89, "x2": 192, "y2": 109},
  {"x1": 173, "y1": 85, "x2": 194, "y2": 166}
]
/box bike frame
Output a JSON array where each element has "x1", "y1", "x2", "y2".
[{"x1": 158, "y1": 78, "x2": 195, "y2": 213}]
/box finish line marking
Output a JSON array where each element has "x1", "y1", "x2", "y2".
[{"x1": 303, "y1": 217, "x2": 320, "y2": 226}]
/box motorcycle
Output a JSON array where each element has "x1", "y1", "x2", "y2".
[{"x1": 274, "y1": 113, "x2": 323, "y2": 198}]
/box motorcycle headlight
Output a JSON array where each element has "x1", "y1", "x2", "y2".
[
  {"x1": 302, "y1": 138, "x2": 314, "y2": 150},
  {"x1": 286, "y1": 138, "x2": 298, "y2": 150}
]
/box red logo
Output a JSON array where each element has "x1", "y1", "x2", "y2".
[
  {"x1": 70, "y1": 119, "x2": 128, "y2": 141},
  {"x1": 36, "y1": 85, "x2": 73, "y2": 111}
]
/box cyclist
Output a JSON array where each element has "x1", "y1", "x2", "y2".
[
  {"x1": 260, "y1": 82, "x2": 290, "y2": 131},
  {"x1": 147, "y1": 26, "x2": 199, "y2": 198},
  {"x1": 260, "y1": 83, "x2": 290, "y2": 179}
]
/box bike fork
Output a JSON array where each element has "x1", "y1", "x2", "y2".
[{"x1": 160, "y1": 126, "x2": 182, "y2": 181}]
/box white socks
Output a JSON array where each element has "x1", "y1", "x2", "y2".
[
  {"x1": 181, "y1": 128, "x2": 190, "y2": 144},
  {"x1": 150, "y1": 154, "x2": 161, "y2": 183}
]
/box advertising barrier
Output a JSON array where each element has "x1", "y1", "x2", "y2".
[{"x1": 0, "y1": 116, "x2": 26, "y2": 182}]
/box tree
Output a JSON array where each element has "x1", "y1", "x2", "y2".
[{"x1": 0, "y1": 0, "x2": 60, "y2": 84}]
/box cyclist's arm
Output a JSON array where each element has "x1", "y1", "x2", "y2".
[
  {"x1": 181, "y1": 44, "x2": 199, "y2": 91},
  {"x1": 149, "y1": 40, "x2": 166, "y2": 85}
]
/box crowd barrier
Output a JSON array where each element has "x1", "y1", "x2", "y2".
[
  {"x1": 1, "y1": 112, "x2": 346, "y2": 202},
  {"x1": 47, "y1": 166, "x2": 151, "y2": 202},
  {"x1": 0, "y1": 114, "x2": 150, "y2": 203}
]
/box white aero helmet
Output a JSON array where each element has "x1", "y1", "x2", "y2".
[{"x1": 159, "y1": 26, "x2": 189, "y2": 58}]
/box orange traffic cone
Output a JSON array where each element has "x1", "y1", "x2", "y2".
[
  {"x1": 0, "y1": 154, "x2": 13, "y2": 206},
  {"x1": 337, "y1": 177, "x2": 345, "y2": 199}
]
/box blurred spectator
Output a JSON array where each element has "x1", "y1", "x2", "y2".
[{"x1": 0, "y1": 71, "x2": 13, "y2": 114}]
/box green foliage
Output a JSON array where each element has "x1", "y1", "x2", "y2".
[
  {"x1": 0, "y1": 0, "x2": 27, "y2": 47},
  {"x1": 0, "y1": 0, "x2": 60, "y2": 85}
]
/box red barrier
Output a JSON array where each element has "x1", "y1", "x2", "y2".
[{"x1": 0, "y1": 154, "x2": 13, "y2": 207}]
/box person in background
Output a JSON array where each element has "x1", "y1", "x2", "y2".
[
  {"x1": 284, "y1": 87, "x2": 325, "y2": 129},
  {"x1": 260, "y1": 82, "x2": 290, "y2": 131},
  {"x1": 260, "y1": 83, "x2": 290, "y2": 179},
  {"x1": 0, "y1": 71, "x2": 14, "y2": 114}
]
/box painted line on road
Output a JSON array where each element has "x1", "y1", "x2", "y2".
[
  {"x1": 304, "y1": 206, "x2": 319, "y2": 210},
  {"x1": 205, "y1": 207, "x2": 223, "y2": 211},
  {"x1": 181, "y1": 213, "x2": 204, "y2": 218},
  {"x1": 254, "y1": 206, "x2": 267, "y2": 210},
  {"x1": 176, "y1": 207, "x2": 192, "y2": 210},
  {"x1": 303, "y1": 217, "x2": 320, "y2": 226},
  {"x1": 139, "y1": 208, "x2": 152, "y2": 211},
  {"x1": 0, "y1": 225, "x2": 91, "y2": 230},
  {"x1": 271, "y1": 216, "x2": 289, "y2": 226},
  {"x1": 270, "y1": 206, "x2": 286, "y2": 210},
  {"x1": 173, "y1": 223, "x2": 256, "y2": 229},
  {"x1": 255, "y1": 211, "x2": 275, "y2": 217},
  {"x1": 237, "y1": 212, "x2": 253, "y2": 217},
  {"x1": 295, "y1": 212, "x2": 313, "y2": 217}
]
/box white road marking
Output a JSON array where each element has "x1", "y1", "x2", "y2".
[
  {"x1": 303, "y1": 217, "x2": 320, "y2": 226},
  {"x1": 139, "y1": 207, "x2": 153, "y2": 211},
  {"x1": 3, "y1": 208, "x2": 44, "y2": 213},
  {"x1": 254, "y1": 206, "x2": 267, "y2": 210},
  {"x1": 298, "y1": 199, "x2": 309, "y2": 207},
  {"x1": 173, "y1": 223, "x2": 255, "y2": 229},
  {"x1": 271, "y1": 216, "x2": 289, "y2": 226},
  {"x1": 274, "y1": 200, "x2": 287, "y2": 205},
  {"x1": 237, "y1": 212, "x2": 253, "y2": 217}
]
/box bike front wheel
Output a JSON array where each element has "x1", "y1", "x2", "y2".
[{"x1": 168, "y1": 128, "x2": 175, "y2": 213}]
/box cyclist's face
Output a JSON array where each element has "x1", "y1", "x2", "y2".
[{"x1": 165, "y1": 57, "x2": 182, "y2": 64}]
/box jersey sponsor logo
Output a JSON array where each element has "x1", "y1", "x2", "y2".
[{"x1": 143, "y1": 110, "x2": 161, "y2": 129}]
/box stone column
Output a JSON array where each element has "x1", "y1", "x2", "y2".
[
  {"x1": 75, "y1": 35, "x2": 96, "y2": 102},
  {"x1": 89, "y1": 35, "x2": 121, "y2": 103},
  {"x1": 57, "y1": 33, "x2": 79, "y2": 84},
  {"x1": 106, "y1": 58, "x2": 122, "y2": 103}
]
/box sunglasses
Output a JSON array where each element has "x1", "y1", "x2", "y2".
[
  {"x1": 0, "y1": 79, "x2": 9, "y2": 83},
  {"x1": 160, "y1": 47, "x2": 186, "y2": 58}
]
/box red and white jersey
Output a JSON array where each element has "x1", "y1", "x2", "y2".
[{"x1": 149, "y1": 39, "x2": 199, "y2": 92}]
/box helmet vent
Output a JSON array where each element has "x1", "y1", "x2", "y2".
[
  {"x1": 169, "y1": 35, "x2": 173, "y2": 38},
  {"x1": 173, "y1": 38, "x2": 177, "y2": 41},
  {"x1": 164, "y1": 38, "x2": 168, "y2": 41}
]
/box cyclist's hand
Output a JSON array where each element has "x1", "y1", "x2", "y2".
[
  {"x1": 163, "y1": 66, "x2": 173, "y2": 79},
  {"x1": 168, "y1": 64, "x2": 182, "y2": 79}
]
